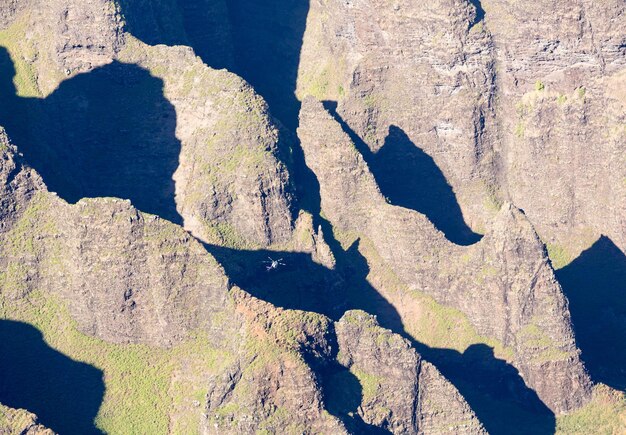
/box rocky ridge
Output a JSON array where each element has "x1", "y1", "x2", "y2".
[
  {"x1": 297, "y1": 0, "x2": 626, "y2": 257},
  {"x1": 0, "y1": 0, "x2": 624, "y2": 433},
  {"x1": 298, "y1": 97, "x2": 591, "y2": 413},
  {"x1": 0, "y1": 403, "x2": 54, "y2": 435}
]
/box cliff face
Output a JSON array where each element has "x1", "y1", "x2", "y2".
[
  {"x1": 1, "y1": 0, "x2": 625, "y2": 433},
  {"x1": 202, "y1": 289, "x2": 347, "y2": 435},
  {"x1": 335, "y1": 311, "x2": 485, "y2": 434},
  {"x1": 0, "y1": 136, "x2": 238, "y2": 348},
  {"x1": 298, "y1": 0, "x2": 626, "y2": 256},
  {"x1": 297, "y1": 97, "x2": 592, "y2": 413},
  {"x1": 203, "y1": 293, "x2": 485, "y2": 434},
  {"x1": 0, "y1": 403, "x2": 55, "y2": 435},
  {"x1": 298, "y1": 0, "x2": 499, "y2": 234},
  {"x1": 0, "y1": 85, "x2": 492, "y2": 435},
  {"x1": 0, "y1": 1, "x2": 293, "y2": 249},
  {"x1": 484, "y1": 0, "x2": 626, "y2": 256}
]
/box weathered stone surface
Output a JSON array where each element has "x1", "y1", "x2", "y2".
[
  {"x1": 335, "y1": 311, "x2": 486, "y2": 434},
  {"x1": 298, "y1": 0, "x2": 626, "y2": 258},
  {"x1": 202, "y1": 288, "x2": 346, "y2": 435},
  {"x1": 0, "y1": 0, "x2": 32, "y2": 30},
  {"x1": 481, "y1": 0, "x2": 626, "y2": 256},
  {"x1": 0, "y1": 129, "x2": 43, "y2": 233},
  {"x1": 298, "y1": 97, "x2": 591, "y2": 413},
  {"x1": 298, "y1": 0, "x2": 500, "y2": 233},
  {"x1": 1, "y1": 0, "x2": 624, "y2": 431},
  {"x1": 0, "y1": 3, "x2": 294, "y2": 248},
  {"x1": 0, "y1": 139, "x2": 238, "y2": 347},
  {"x1": 0, "y1": 403, "x2": 55, "y2": 435}
]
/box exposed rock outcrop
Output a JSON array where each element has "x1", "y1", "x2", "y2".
[
  {"x1": 204, "y1": 294, "x2": 486, "y2": 434},
  {"x1": 202, "y1": 288, "x2": 347, "y2": 435},
  {"x1": 298, "y1": 97, "x2": 591, "y2": 413},
  {"x1": 478, "y1": 0, "x2": 626, "y2": 256},
  {"x1": 0, "y1": 403, "x2": 55, "y2": 435},
  {"x1": 335, "y1": 311, "x2": 486, "y2": 434},
  {"x1": 0, "y1": 135, "x2": 238, "y2": 347},
  {"x1": 1, "y1": 0, "x2": 623, "y2": 432},
  {"x1": 298, "y1": 0, "x2": 500, "y2": 233},
  {"x1": 298, "y1": 0, "x2": 626, "y2": 257},
  {"x1": 0, "y1": 3, "x2": 294, "y2": 249}
]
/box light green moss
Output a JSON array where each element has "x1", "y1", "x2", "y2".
[
  {"x1": 4, "y1": 192, "x2": 54, "y2": 256},
  {"x1": 546, "y1": 243, "x2": 574, "y2": 270},
  {"x1": 518, "y1": 320, "x2": 572, "y2": 362},
  {"x1": 210, "y1": 328, "x2": 320, "y2": 432},
  {"x1": 351, "y1": 369, "x2": 382, "y2": 402},
  {"x1": 352, "y1": 237, "x2": 514, "y2": 360},
  {"x1": 0, "y1": 263, "x2": 28, "y2": 296},
  {"x1": 0, "y1": 289, "x2": 230, "y2": 435},
  {"x1": 556, "y1": 386, "x2": 626, "y2": 434},
  {"x1": 470, "y1": 22, "x2": 484, "y2": 33},
  {"x1": 202, "y1": 221, "x2": 250, "y2": 250},
  {"x1": 482, "y1": 181, "x2": 503, "y2": 213},
  {"x1": 0, "y1": 18, "x2": 41, "y2": 97},
  {"x1": 478, "y1": 264, "x2": 498, "y2": 283}
]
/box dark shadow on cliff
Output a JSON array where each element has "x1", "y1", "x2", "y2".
[
  {"x1": 315, "y1": 323, "x2": 391, "y2": 434},
  {"x1": 44, "y1": 3, "x2": 551, "y2": 429},
  {"x1": 411, "y1": 343, "x2": 555, "y2": 435},
  {"x1": 226, "y1": 0, "x2": 321, "y2": 219},
  {"x1": 203, "y1": 237, "x2": 390, "y2": 433},
  {"x1": 323, "y1": 366, "x2": 390, "y2": 434},
  {"x1": 202, "y1": 233, "x2": 554, "y2": 434},
  {"x1": 336, "y1": 239, "x2": 554, "y2": 434},
  {"x1": 118, "y1": 0, "x2": 311, "y2": 112},
  {"x1": 202, "y1": 242, "x2": 346, "y2": 320},
  {"x1": 0, "y1": 320, "x2": 104, "y2": 434},
  {"x1": 469, "y1": 0, "x2": 486, "y2": 25},
  {"x1": 556, "y1": 236, "x2": 626, "y2": 391},
  {"x1": 227, "y1": 0, "x2": 308, "y2": 132},
  {"x1": 0, "y1": 47, "x2": 182, "y2": 224},
  {"x1": 118, "y1": 0, "x2": 234, "y2": 70},
  {"x1": 322, "y1": 101, "x2": 482, "y2": 246},
  {"x1": 117, "y1": 0, "x2": 318, "y2": 219}
]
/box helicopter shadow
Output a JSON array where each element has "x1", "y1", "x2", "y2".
[{"x1": 202, "y1": 233, "x2": 555, "y2": 434}]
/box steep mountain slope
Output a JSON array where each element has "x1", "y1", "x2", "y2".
[
  {"x1": 297, "y1": 0, "x2": 626, "y2": 257},
  {"x1": 298, "y1": 97, "x2": 590, "y2": 414},
  {"x1": 0, "y1": 403, "x2": 54, "y2": 435},
  {"x1": 0, "y1": 0, "x2": 625, "y2": 434}
]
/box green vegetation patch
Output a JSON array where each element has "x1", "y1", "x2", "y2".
[
  {"x1": 518, "y1": 320, "x2": 572, "y2": 363},
  {"x1": 351, "y1": 369, "x2": 382, "y2": 402},
  {"x1": 556, "y1": 386, "x2": 626, "y2": 434},
  {"x1": 546, "y1": 243, "x2": 574, "y2": 270},
  {"x1": 296, "y1": 8, "x2": 348, "y2": 102},
  {"x1": 352, "y1": 236, "x2": 514, "y2": 360},
  {"x1": 0, "y1": 18, "x2": 40, "y2": 97},
  {"x1": 0, "y1": 290, "x2": 231, "y2": 435},
  {"x1": 202, "y1": 221, "x2": 251, "y2": 250}
]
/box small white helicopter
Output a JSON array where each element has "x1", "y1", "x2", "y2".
[{"x1": 263, "y1": 256, "x2": 285, "y2": 271}]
